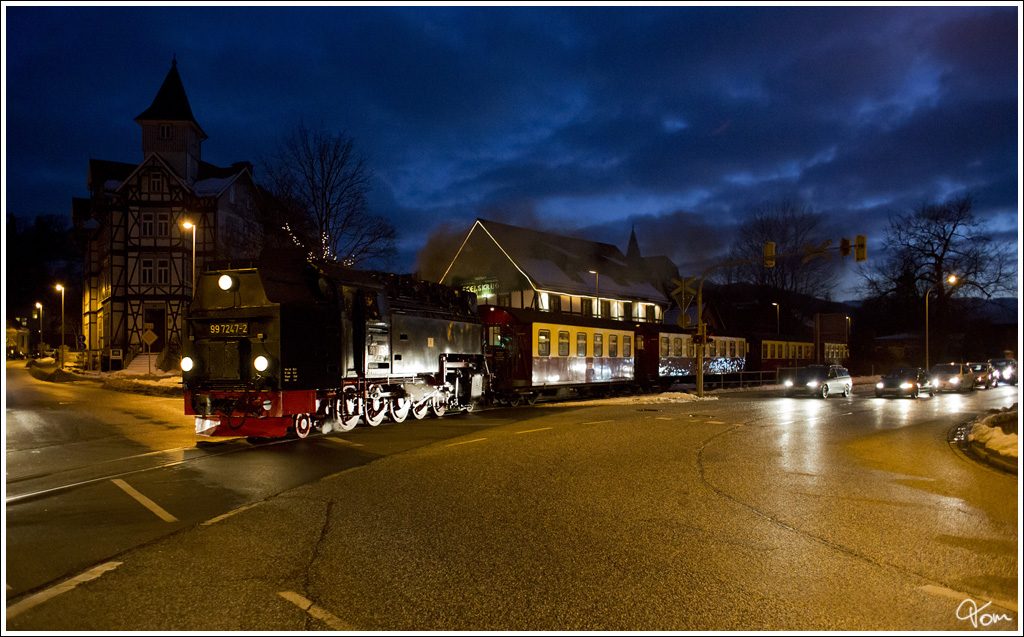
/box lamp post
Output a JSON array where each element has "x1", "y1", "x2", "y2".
[
  {"x1": 183, "y1": 220, "x2": 197, "y2": 294},
  {"x1": 35, "y1": 302, "x2": 43, "y2": 355},
  {"x1": 589, "y1": 269, "x2": 599, "y2": 318},
  {"x1": 925, "y1": 275, "x2": 957, "y2": 370},
  {"x1": 55, "y1": 284, "x2": 65, "y2": 369},
  {"x1": 772, "y1": 302, "x2": 779, "y2": 335}
]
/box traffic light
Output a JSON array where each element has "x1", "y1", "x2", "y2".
[
  {"x1": 839, "y1": 237, "x2": 852, "y2": 258},
  {"x1": 692, "y1": 334, "x2": 704, "y2": 346},
  {"x1": 854, "y1": 235, "x2": 867, "y2": 262},
  {"x1": 763, "y1": 241, "x2": 775, "y2": 268}
]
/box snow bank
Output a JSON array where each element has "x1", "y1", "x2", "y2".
[{"x1": 969, "y1": 405, "x2": 1019, "y2": 459}]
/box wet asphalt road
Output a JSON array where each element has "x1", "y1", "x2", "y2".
[{"x1": 4, "y1": 362, "x2": 1019, "y2": 631}]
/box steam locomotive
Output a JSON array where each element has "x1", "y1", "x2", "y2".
[
  {"x1": 182, "y1": 252, "x2": 748, "y2": 439},
  {"x1": 181, "y1": 251, "x2": 485, "y2": 439}
]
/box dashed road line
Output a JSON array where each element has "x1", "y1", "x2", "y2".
[
  {"x1": 111, "y1": 478, "x2": 178, "y2": 522},
  {"x1": 324, "y1": 437, "x2": 364, "y2": 447},
  {"x1": 446, "y1": 438, "x2": 487, "y2": 447},
  {"x1": 581, "y1": 420, "x2": 614, "y2": 425},
  {"x1": 707, "y1": 421, "x2": 726, "y2": 425},
  {"x1": 6, "y1": 562, "x2": 122, "y2": 620},
  {"x1": 279, "y1": 591, "x2": 357, "y2": 630},
  {"x1": 201, "y1": 502, "x2": 261, "y2": 526},
  {"x1": 516, "y1": 427, "x2": 553, "y2": 434}
]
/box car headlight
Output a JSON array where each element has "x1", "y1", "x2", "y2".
[
  {"x1": 876, "y1": 382, "x2": 884, "y2": 389},
  {"x1": 180, "y1": 356, "x2": 194, "y2": 372},
  {"x1": 253, "y1": 355, "x2": 270, "y2": 372},
  {"x1": 950, "y1": 377, "x2": 959, "y2": 384},
  {"x1": 806, "y1": 381, "x2": 819, "y2": 387},
  {"x1": 784, "y1": 380, "x2": 793, "y2": 388},
  {"x1": 900, "y1": 382, "x2": 914, "y2": 389}
]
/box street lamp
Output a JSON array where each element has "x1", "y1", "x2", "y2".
[
  {"x1": 925, "y1": 275, "x2": 957, "y2": 370},
  {"x1": 183, "y1": 219, "x2": 197, "y2": 294},
  {"x1": 589, "y1": 270, "x2": 600, "y2": 318},
  {"x1": 772, "y1": 302, "x2": 779, "y2": 335},
  {"x1": 55, "y1": 284, "x2": 65, "y2": 369},
  {"x1": 35, "y1": 302, "x2": 43, "y2": 354}
]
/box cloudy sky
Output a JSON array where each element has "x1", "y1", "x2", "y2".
[{"x1": 4, "y1": 3, "x2": 1020, "y2": 299}]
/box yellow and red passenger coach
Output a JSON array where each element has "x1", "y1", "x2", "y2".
[{"x1": 480, "y1": 306, "x2": 636, "y2": 404}]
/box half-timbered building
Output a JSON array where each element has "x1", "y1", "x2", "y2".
[{"x1": 73, "y1": 60, "x2": 260, "y2": 370}]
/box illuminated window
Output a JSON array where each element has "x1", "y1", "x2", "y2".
[
  {"x1": 558, "y1": 331, "x2": 569, "y2": 356},
  {"x1": 538, "y1": 329, "x2": 550, "y2": 356},
  {"x1": 673, "y1": 337, "x2": 683, "y2": 357},
  {"x1": 660, "y1": 336, "x2": 669, "y2": 357},
  {"x1": 688, "y1": 338, "x2": 695, "y2": 358},
  {"x1": 623, "y1": 335, "x2": 631, "y2": 358},
  {"x1": 594, "y1": 333, "x2": 603, "y2": 358},
  {"x1": 609, "y1": 335, "x2": 618, "y2": 358},
  {"x1": 576, "y1": 332, "x2": 587, "y2": 357},
  {"x1": 762, "y1": 343, "x2": 768, "y2": 359},
  {"x1": 709, "y1": 340, "x2": 717, "y2": 357}
]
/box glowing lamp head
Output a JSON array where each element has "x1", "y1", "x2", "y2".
[
  {"x1": 218, "y1": 274, "x2": 236, "y2": 291},
  {"x1": 180, "y1": 356, "x2": 194, "y2": 372},
  {"x1": 253, "y1": 356, "x2": 270, "y2": 372}
]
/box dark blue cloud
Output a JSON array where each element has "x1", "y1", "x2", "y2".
[{"x1": 4, "y1": 5, "x2": 1018, "y2": 300}]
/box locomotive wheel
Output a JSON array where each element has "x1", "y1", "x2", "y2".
[
  {"x1": 431, "y1": 395, "x2": 447, "y2": 417},
  {"x1": 508, "y1": 394, "x2": 522, "y2": 408},
  {"x1": 336, "y1": 391, "x2": 360, "y2": 432},
  {"x1": 389, "y1": 396, "x2": 411, "y2": 423},
  {"x1": 365, "y1": 387, "x2": 387, "y2": 426},
  {"x1": 411, "y1": 400, "x2": 430, "y2": 420},
  {"x1": 525, "y1": 393, "x2": 538, "y2": 405},
  {"x1": 293, "y1": 414, "x2": 313, "y2": 439}
]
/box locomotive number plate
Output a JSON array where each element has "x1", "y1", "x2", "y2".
[{"x1": 202, "y1": 322, "x2": 250, "y2": 337}]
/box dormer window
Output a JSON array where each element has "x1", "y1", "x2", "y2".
[{"x1": 160, "y1": 124, "x2": 173, "y2": 139}]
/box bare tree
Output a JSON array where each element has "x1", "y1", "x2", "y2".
[
  {"x1": 864, "y1": 195, "x2": 1017, "y2": 301},
  {"x1": 719, "y1": 200, "x2": 841, "y2": 297},
  {"x1": 260, "y1": 123, "x2": 396, "y2": 267}
]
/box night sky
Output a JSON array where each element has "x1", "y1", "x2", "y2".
[{"x1": 4, "y1": 4, "x2": 1020, "y2": 300}]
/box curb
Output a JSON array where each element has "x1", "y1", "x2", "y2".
[{"x1": 966, "y1": 440, "x2": 1018, "y2": 475}]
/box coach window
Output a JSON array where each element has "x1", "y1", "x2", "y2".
[
  {"x1": 709, "y1": 340, "x2": 717, "y2": 357},
  {"x1": 558, "y1": 331, "x2": 570, "y2": 356},
  {"x1": 577, "y1": 332, "x2": 587, "y2": 357},
  {"x1": 487, "y1": 326, "x2": 503, "y2": 348},
  {"x1": 593, "y1": 333, "x2": 603, "y2": 358},
  {"x1": 623, "y1": 335, "x2": 632, "y2": 358},
  {"x1": 688, "y1": 338, "x2": 695, "y2": 358},
  {"x1": 609, "y1": 334, "x2": 618, "y2": 358},
  {"x1": 538, "y1": 329, "x2": 551, "y2": 356},
  {"x1": 762, "y1": 343, "x2": 768, "y2": 359},
  {"x1": 673, "y1": 337, "x2": 682, "y2": 357},
  {"x1": 660, "y1": 336, "x2": 669, "y2": 357}
]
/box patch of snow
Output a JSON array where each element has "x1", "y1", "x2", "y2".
[{"x1": 969, "y1": 407, "x2": 1019, "y2": 459}]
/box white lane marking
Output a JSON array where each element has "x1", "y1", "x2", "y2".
[
  {"x1": 111, "y1": 478, "x2": 178, "y2": 522},
  {"x1": 279, "y1": 591, "x2": 357, "y2": 630},
  {"x1": 516, "y1": 427, "x2": 552, "y2": 434},
  {"x1": 918, "y1": 584, "x2": 1018, "y2": 612},
  {"x1": 581, "y1": 420, "x2": 613, "y2": 425},
  {"x1": 201, "y1": 503, "x2": 260, "y2": 526},
  {"x1": 325, "y1": 437, "x2": 364, "y2": 447},
  {"x1": 446, "y1": 438, "x2": 487, "y2": 447},
  {"x1": 6, "y1": 561, "x2": 122, "y2": 619}
]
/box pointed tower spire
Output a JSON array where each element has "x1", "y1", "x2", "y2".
[
  {"x1": 626, "y1": 225, "x2": 642, "y2": 264},
  {"x1": 135, "y1": 59, "x2": 207, "y2": 184}
]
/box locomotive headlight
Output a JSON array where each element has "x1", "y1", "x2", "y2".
[
  {"x1": 218, "y1": 274, "x2": 237, "y2": 291},
  {"x1": 181, "y1": 356, "x2": 194, "y2": 372},
  {"x1": 253, "y1": 355, "x2": 270, "y2": 372}
]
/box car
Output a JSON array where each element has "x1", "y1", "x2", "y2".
[
  {"x1": 988, "y1": 358, "x2": 1017, "y2": 385},
  {"x1": 965, "y1": 362, "x2": 997, "y2": 389},
  {"x1": 784, "y1": 364, "x2": 852, "y2": 399},
  {"x1": 875, "y1": 367, "x2": 935, "y2": 398},
  {"x1": 929, "y1": 362, "x2": 974, "y2": 393}
]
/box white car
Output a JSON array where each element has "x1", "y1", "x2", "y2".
[
  {"x1": 784, "y1": 364, "x2": 852, "y2": 399},
  {"x1": 929, "y1": 363, "x2": 974, "y2": 393}
]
